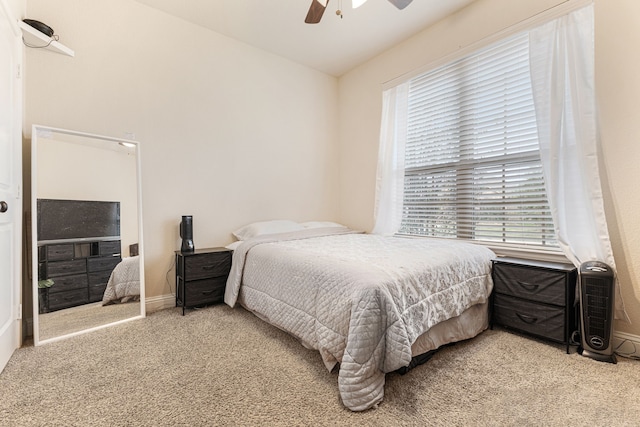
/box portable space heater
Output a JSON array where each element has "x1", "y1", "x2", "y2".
[{"x1": 578, "y1": 261, "x2": 617, "y2": 364}]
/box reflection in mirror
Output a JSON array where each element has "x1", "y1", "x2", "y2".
[{"x1": 32, "y1": 125, "x2": 145, "y2": 345}]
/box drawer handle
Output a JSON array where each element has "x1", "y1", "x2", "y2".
[
  {"x1": 201, "y1": 290, "x2": 215, "y2": 295},
  {"x1": 516, "y1": 280, "x2": 539, "y2": 292},
  {"x1": 516, "y1": 313, "x2": 538, "y2": 324}
]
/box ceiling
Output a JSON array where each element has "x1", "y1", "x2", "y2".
[{"x1": 134, "y1": 0, "x2": 476, "y2": 76}]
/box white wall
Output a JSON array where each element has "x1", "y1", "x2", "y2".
[
  {"x1": 337, "y1": 0, "x2": 640, "y2": 336},
  {"x1": 594, "y1": 0, "x2": 640, "y2": 337},
  {"x1": 24, "y1": 0, "x2": 339, "y2": 302}
]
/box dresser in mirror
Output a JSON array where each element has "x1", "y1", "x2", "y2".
[{"x1": 31, "y1": 125, "x2": 145, "y2": 345}]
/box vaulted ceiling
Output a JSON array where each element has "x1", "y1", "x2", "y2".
[{"x1": 134, "y1": 0, "x2": 476, "y2": 76}]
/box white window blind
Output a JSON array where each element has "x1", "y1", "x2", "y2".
[{"x1": 399, "y1": 32, "x2": 557, "y2": 249}]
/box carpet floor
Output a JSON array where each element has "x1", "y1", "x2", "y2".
[
  {"x1": 38, "y1": 301, "x2": 141, "y2": 341},
  {"x1": 1, "y1": 304, "x2": 639, "y2": 426}
]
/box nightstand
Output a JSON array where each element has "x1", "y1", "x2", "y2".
[
  {"x1": 175, "y1": 247, "x2": 232, "y2": 315},
  {"x1": 491, "y1": 257, "x2": 578, "y2": 353}
]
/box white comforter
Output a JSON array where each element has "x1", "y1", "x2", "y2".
[
  {"x1": 102, "y1": 256, "x2": 140, "y2": 305},
  {"x1": 225, "y1": 228, "x2": 495, "y2": 411}
]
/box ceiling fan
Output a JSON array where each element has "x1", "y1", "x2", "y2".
[{"x1": 305, "y1": 0, "x2": 414, "y2": 24}]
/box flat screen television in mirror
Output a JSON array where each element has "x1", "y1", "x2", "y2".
[{"x1": 37, "y1": 199, "x2": 120, "y2": 242}]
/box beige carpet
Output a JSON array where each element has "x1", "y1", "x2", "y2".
[
  {"x1": 1, "y1": 305, "x2": 639, "y2": 426},
  {"x1": 39, "y1": 301, "x2": 141, "y2": 341}
]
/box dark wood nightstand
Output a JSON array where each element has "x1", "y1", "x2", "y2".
[
  {"x1": 491, "y1": 257, "x2": 578, "y2": 353},
  {"x1": 175, "y1": 247, "x2": 232, "y2": 315}
]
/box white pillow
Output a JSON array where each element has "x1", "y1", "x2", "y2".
[
  {"x1": 300, "y1": 221, "x2": 345, "y2": 229},
  {"x1": 232, "y1": 220, "x2": 304, "y2": 241}
]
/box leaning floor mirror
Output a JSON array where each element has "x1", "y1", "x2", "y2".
[{"x1": 31, "y1": 125, "x2": 145, "y2": 345}]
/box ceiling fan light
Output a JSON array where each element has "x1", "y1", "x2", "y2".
[{"x1": 352, "y1": 0, "x2": 368, "y2": 8}]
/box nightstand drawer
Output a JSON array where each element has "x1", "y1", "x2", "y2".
[
  {"x1": 184, "y1": 252, "x2": 232, "y2": 280},
  {"x1": 493, "y1": 262, "x2": 567, "y2": 306},
  {"x1": 183, "y1": 277, "x2": 226, "y2": 305},
  {"x1": 493, "y1": 294, "x2": 565, "y2": 342}
]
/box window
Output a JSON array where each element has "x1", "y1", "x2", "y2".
[{"x1": 399, "y1": 32, "x2": 557, "y2": 250}]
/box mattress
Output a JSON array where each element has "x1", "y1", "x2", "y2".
[{"x1": 225, "y1": 227, "x2": 495, "y2": 411}]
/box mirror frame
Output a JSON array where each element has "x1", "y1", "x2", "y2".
[{"x1": 31, "y1": 124, "x2": 145, "y2": 346}]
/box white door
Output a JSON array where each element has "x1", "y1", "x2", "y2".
[{"x1": 0, "y1": 1, "x2": 22, "y2": 373}]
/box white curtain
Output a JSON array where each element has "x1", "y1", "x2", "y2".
[
  {"x1": 529, "y1": 4, "x2": 629, "y2": 322},
  {"x1": 372, "y1": 83, "x2": 409, "y2": 235}
]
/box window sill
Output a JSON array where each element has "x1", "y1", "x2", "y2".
[{"x1": 488, "y1": 245, "x2": 570, "y2": 265}]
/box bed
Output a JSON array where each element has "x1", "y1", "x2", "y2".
[
  {"x1": 224, "y1": 223, "x2": 495, "y2": 411},
  {"x1": 102, "y1": 255, "x2": 140, "y2": 305}
]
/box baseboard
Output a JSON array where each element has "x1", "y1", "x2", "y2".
[
  {"x1": 613, "y1": 331, "x2": 640, "y2": 359},
  {"x1": 145, "y1": 294, "x2": 175, "y2": 313}
]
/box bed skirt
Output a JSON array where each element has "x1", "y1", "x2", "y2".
[{"x1": 411, "y1": 301, "x2": 488, "y2": 358}]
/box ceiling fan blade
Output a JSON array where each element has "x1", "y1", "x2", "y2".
[
  {"x1": 305, "y1": 0, "x2": 329, "y2": 24},
  {"x1": 388, "y1": 0, "x2": 413, "y2": 10}
]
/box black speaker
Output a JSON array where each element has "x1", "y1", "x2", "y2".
[
  {"x1": 578, "y1": 261, "x2": 616, "y2": 363},
  {"x1": 180, "y1": 215, "x2": 194, "y2": 252}
]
